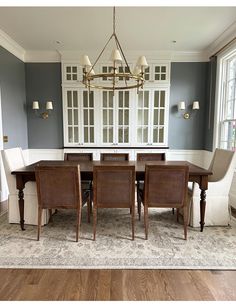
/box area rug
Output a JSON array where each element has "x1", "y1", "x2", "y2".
[{"x1": 0, "y1": 207, "x2": 236, "y2": 269}]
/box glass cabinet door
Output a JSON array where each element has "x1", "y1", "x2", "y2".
[
  {"x1": 137, "y1": 90, "x2": 150, "y2": 144},
  {"x1": 82, "y1": 90, "x2": 95, "y2": 144},
  {"x1": 152, "y1": 90, "x2": 166, "y2": 144},
  {"x1": 117, "y1": 91, "x2": 130, "y2": 144},
  {"x1": 66, "y1": 89, "x2": 79, "y2": 144},
  {"x1": 102, "y1": 91, "x2": 114, "y2": 144}
]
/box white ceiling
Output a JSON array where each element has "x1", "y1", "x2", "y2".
[{"x1": 0, "y1": 6, "x2": 236, "y2": 53}]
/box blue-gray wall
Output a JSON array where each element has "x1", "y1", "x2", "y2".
[
  {"x1": 169, "y1": 62, "x2": 208, "y2": 150},
  {"x1": 25, "y1": 63, "x2": 63, "y2": 149},
  {"x1": 0, "y1": 46, "x2": 28, "y2": 149}
]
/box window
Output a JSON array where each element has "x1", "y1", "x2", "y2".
[{"x1": 218, "y1": 50, "x2": 236, "y2": 150}]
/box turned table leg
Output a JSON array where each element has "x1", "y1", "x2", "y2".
[
  {"x1": 200, "y1": 189, "x2": 206, "y2": 232},
  {"x1": 18, "y1": 189, "x2": 25, "y2": 231}
]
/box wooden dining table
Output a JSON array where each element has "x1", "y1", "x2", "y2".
[{"x1": 11, "y1": 160, "x2": 212, "y2": 232}]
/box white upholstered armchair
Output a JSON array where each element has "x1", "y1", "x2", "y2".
[
  {"x1": 1, "y1": 147, "x2": 49, "y2": 225},
  {"x1": 189, "y1": 148, "x2": 236, "y2": 227}
]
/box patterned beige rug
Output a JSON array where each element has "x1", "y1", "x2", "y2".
[{"x1": 0, "y1": 207, "x2": 236, "y2": 269}]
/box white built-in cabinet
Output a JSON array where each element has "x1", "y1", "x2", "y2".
[{"x1": 62, "y1": 61, "x2": 170, "y2": 148}]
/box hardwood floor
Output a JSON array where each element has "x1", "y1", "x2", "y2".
[{"x1": 0, "y1": 269, "x2": 235, "y2": 300}]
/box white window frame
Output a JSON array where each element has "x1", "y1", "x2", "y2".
[{"x1": 214, "y1": 43, "x2": 236, "y2": 150}]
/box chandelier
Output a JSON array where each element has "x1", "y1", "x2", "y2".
[{"x1": 81, "y1": 7, "x2": 148, "y2": 94}]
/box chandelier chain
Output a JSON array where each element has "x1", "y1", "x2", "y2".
[{"x1": 113, "y1": 7, "x2": 116, "y2": 35}]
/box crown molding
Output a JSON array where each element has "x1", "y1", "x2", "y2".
[
  {"x1": 0, "y1": 29, "x2": 25, "y2": 62},
  {"x1": 205, "y1": 21, "x2": 236, "y2": 59},
  {"x1": 24, "y1": 50, "x2": 61, "y2": 63}
]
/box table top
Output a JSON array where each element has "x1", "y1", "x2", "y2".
[{"x1": 11, "y1": 160, "x2": 212, "y2": 176}]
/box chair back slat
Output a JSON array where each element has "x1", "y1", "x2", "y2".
[
  {"x1": 64, "y1": 153, "x2": 93, "y2": 161},
  {"x1": 100, "y1": 153, "x2": 129, "y2": 161},
  {"x1": 137, "y1": 153, "x2": 166, "y2": 161}
]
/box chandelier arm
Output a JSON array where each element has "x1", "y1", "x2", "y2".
[
  {"x1": 87, "y1": 33, "x2": 114, "y2": 75},
  {"x1": 114, "y1": 34, "x2": 132, "y2": 75}
]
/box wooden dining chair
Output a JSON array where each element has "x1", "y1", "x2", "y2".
[
  {"x1": 137, "y1": 164, "x2": 189, "y2": 240},
  {"x1": 64, "y1": 152, "x2": 93, "y2": 213},
  {"x1": 136, "y1": 152, "x2": 166, "y2": 220},
  {"x1": 93, "y1": 165, "x2": 135, "y2": 240},
  {"x1": 100, "y1": 153, "x2": 129, "y2": 161},
  {"x1": 35, "y1": 165, "x2": 90, "y2": 242}
]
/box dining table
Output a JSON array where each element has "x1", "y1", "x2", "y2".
[{"x1": 11, "y1": 160, "x2": 212, "y2": 232}]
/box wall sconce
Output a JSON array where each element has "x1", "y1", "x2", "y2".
[
  {"x1": 178, "y1": 101, "x2": 200, "y2": 119},
  {"x1": 32, "y1": 101, "x2": 53, "y2": 119}
]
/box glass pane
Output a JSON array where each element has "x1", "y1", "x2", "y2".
[
  {"x1": 124, "y1": 110, "x2": 129, "y2": 125},
  {"x1": 74, "y1": 109, "x2": 78, "y2": 125},
  {"x1": 84, "y1": 127, "x2": 88, "y2": 143},
  {"x1": 108, "y1": 128, "x2": 113, "y2": 142},
  {"x1": 68, "y1": 127, "x2": 73, "y2": 143},
  {"x1": 89, "y1": 92, "x2": 94, "y2": 107},
  {"x1": 161, "y1": 66, "x2": 166, "y2": 73},
  {"x1": 154, "y1": 91, "x2": 159, "y2": 108},
  {"x1": 118, "y1": 129, "x2": 123, "y2": 143},
  {"x1": 109, "y1": 110, "x2": 113, "y2": 125},
  {"x1": 161, "y1": 74, "x2": 166, "y2": 80},
  {"x1": 83, "y1": 91, "x2": 88, "y2": 107},
  {"x1": 155, "y1": 74, "x2": 160, "y2": 81},
  {"x1": 103, "y1": 92, "x2": 107, "y2": 107},
  {"x1": 159, "y1": 127, "x2": 164, "y2": 143},
  {"x1": 144, "y1": 110, "x2": 148, "y2": 125},
  {"x1": 160, "y1": 91, "x2": 165, "y2": 107},
  {"x1": 103, "y1": 128, "x2": 107, "y2": 143},
  {"x1": 90, "y1": 127, "x2": 94, "y2": 143},
  {"x1": 143, "y1": 127, "x2": 148, "y2": 143},
  {"x1": 153, "y1": 128, "x2": 158, "y2": 143},
  {"x1": 124, "y1": 128, "x2": 129, "y2": 143},
  {"x1": 138, "y1": 92, "x2": 143, "y2": 108},
  {"x1": 119, "y1": 92, "x2": 123, "y2": 107},
  {"x1": 137, "y1": 128, "x2": 142, "y2": 143},
  {"x1": 160, "y1": 110, "x2": 164, "y2": 125},
  {"x1": 138, "y1": 110, "x2": 142, "y2": 125},
  {"x1": 74, "y1": 127, "x2": 78, "y2": 143},
  {"x1": 103, "y1": 110, "x2": 107, "y2": 125},
  {"x1": 72, "y1": 66, "x2": 77, "y2": 73},
  {"x1": 67, "y1": 91, "x2": 72, "y2": 107},
  {"x1": 109, "y1": 92, "x2": 113, "y2": 107},
  {"x1": 119, "y1": 110, "x2": 123, "y2": 125},
  {"x1": 153, "y1": 109, "x2": 158, "y2": 125},
  {"x1": 68, "y1": 109, "x2": 72, "y2": 125},
  {"x1": 66, "y1": 67, "x2": 71, "y2": 73},
  {"x1": 84, "y1": 109, "x2": 88, "y2": 125},
  {"x1": 155, "y1": 66, "x2": 160, "y2": 72},
  {"x1": 73, "y1": 91, "x2": 78, "y2": 107},
  {"x1": 144, "y1": 91, "x2": 149, "y2": 108},
  {"x1": 66, "y1": 74, "x2": 71, "y2": 81},
  {"x1": 125, "y1": 91, "x2": 129, "y2": 107},
  {"x1": 90, "y1": 110, "x2": 94, "y2": 125},
  {"x1": 72, "y1": 74, "x2": 77, "y2": 80}
]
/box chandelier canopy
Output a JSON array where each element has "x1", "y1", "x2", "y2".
[{"x1": 81, "y1": 7, "x2": 148, "y2": 93}]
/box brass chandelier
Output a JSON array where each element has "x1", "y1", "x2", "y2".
[{"x1": 81, "y1": 7, "x2": 148, "y2": 93}]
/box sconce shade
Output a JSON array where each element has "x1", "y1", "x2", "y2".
[
  {"x1": 178, "y1": 101, "x2": 186, "y2": 110},
  {"x1": 193, "y1": 101, "x2": 200, "y2": 110},
  {"x1": 81, "y1": 55, "x2": 92, "y2": 67},
  {"x1": 46, "y1": 101, "x2": 53, "y2": 110},
  {"x1": 136, "y1": 56, "x2": 148, "y2": 68},
  {"x1": 88, "y1": 68, "x2": 95, "y2": 76},
  {"x1": 110, "y1": 49, "x2": 122, "y2": 63},
  {"x1": 32, "y1": 101, "x2": 39, "y2": 110}
]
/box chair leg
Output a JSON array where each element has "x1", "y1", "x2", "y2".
[
  {"x1": 37, "y1": 207, "x2": 42, "y2": 241},
  {"x1": 87, "y1": 196, "x2": 91, "y2": 223},
  {"x1": 131, "y1": 205, "x2": 135, "y2": 241},
  {"x1": 176, "y1": 208, "x2": 179, "y2": 222},
  {"x1": 93, "y1": 205, "x2": 97, "y2": 241},
  {"x1": 172, "y1": 208, "x2": 175, "y2": 215},
  {"x1": 90, "y1": 191, "x2": 93, "y2": 214},
  {"x1": 76, "y1": 206, "x2": 82, "y2": 242},
  {"x1": 49, "y1": 209, "x2": 53, "y2": 223},
  {"x1": 183, "y1": 206, "x2": 188, "y2": 240},
  {"x1": 144, "y1": 204, "x2": 148, "y2": 240}
]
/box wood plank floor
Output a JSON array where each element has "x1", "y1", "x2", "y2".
[{"x1": 0, "y1": 269, "x2": 235, "y2": 300}]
